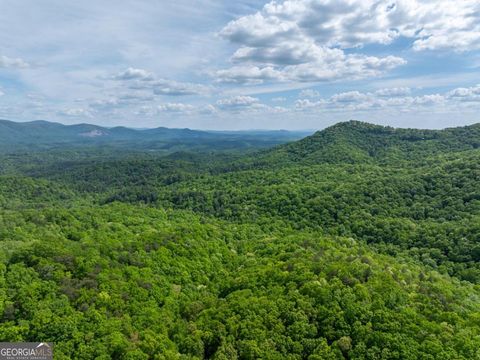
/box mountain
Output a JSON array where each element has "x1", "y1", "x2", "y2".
[
  {"x1": 1, "y1": 120, "x2": 480, "y2": 358},
  {"x1": 0, "y1": 119, "x2": 309, "y2": 153},
  {"x1": 256, "y1": 120, "x2": 480, "y2": 165},
  {"x1": 0, "y1": 119, "x2": 103, "y2": 139}
]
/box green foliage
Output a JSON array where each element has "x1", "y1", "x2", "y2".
[
  {"x1": 1, "y1": 121, "x2": 480, "y2": 358},
  {"x1": 1, "y1": 205, "x2": 480, "y2": 359}
]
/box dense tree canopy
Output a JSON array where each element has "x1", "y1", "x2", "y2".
[{"x1": 1, "y1": 121, "x2": 479, "y2": 358}]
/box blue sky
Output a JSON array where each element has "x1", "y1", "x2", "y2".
[{"x1": 0, "y1": 0, "x2": 479, "y2": 130}]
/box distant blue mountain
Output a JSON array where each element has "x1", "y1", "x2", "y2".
[{"x1": 0, "y1": 119, "x2": 310, "y2": 152}]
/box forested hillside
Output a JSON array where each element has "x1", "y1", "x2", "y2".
[
  {"x1": 1, "y1": 121, "x2": 480, "y2": 359},
  {"x1": 250, "y1": 120, "x2": 480, "y2": 165}
]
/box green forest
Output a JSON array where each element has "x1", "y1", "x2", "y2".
[{"x1": 1, "y1": 120, "x2": 480, "y2": 359}]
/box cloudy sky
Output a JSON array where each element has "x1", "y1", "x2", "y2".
[{"x1": 0, "y1": 0, "x2": 479, "y2": 130}]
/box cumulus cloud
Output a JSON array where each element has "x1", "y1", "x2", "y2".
[
  {"x1": 221, "y1": 0, "x2": 480, "y2": 52},
  {"x1": 215, "y1": 95, "x2": 288, "y2": 114},
  {"x1": 113, "y1": 67, "x2": 154, "y2": 81},
  {"x1": 295, "y1": 98, "x2": 326, "y2": 109},
  {"x1": 137, "y1": 98, "x2": 280, "y2": 117},
  {"x1": 157, "y1": 103, "x2": 195, "y2": 112},
  {"x1": 198, "y1": 104, "x2": 218, "y2": 114},
  {"x1": 135, "y1": 102, "x2": 197, "y2": 116},
  {"x1": 128, "y1": 85, "x2": 477, "y2": 119},
  {"x1": 331, "y1": 91, "x2": 370, "y2": 103},
  {"x1": 299, "y1": 86, "x2": 475, "y2": 114},
  {"x1": 299, "y1": 89, "x2": 320, "y2": 98},
  {"x1": 295, "y1": 87, "x2": 452, "y2": 112},
  {"x1": 216, "y1": 48, "x2": 405, "y2": 84},
  {"x1": 216, "y1": 0, "x2": 480, "y2": 84},
  {"x1": 413, "y1": 94, "x2": 445, "y2": 106},
  {"x1": 447, "y1": 84, "x2": 480, "y2": 101},
  {"x1": 114, "y1": 68, "x2": 210, "y2": 96},
  {"x1": 375, "y1": 87, "x2": 411, "y2": 97},
  {"x1": 215, "y1": 66, "x2": 281, "y2": 84},
  {"x1": 216, "y1": 95, "x2": 260, "y2": 109},
  {"x1": 0, "y1": 55, "x2": 29, "y2": 69},
  {"x1": 150, "y1": 80, "x2": 209, "y2": 96}
]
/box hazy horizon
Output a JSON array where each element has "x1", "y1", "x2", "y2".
[{"x1": 3, "y1": 117, "x2": 479, "y2": 132}]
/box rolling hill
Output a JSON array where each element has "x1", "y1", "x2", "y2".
[
  {"x1": 1, "y1": 120, "x2": 480, "y2": 358},
  {"x1": 255, "y1": 120, "x2": 480, "y2": 165}
]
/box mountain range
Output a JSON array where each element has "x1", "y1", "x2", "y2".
[{"x1": 0, "y1": 119, "x2": 310, "y2": 152}]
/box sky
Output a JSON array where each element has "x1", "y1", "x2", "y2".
[{"x1": 0, "y1": 0, "x2": 479, "y2": 130}]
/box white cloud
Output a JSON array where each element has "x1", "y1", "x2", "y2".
[
  {"x1": 409, "y1": 2, "x2": 480, "y2": 52},
  {"x1": 215, "y1": 95, "x2": 286, "y2": 114},
  {"x1": 114, "y1": 68, "x2": 210, "y2": 96},
  {"x1": 198, "y1": 104, "x2": 218, "y2": 114},
  {"x1": 216, "y1": 48, "x2": 405, "y2": 84},
  {"x1": 221, "y1": 0, "x2": 480, "y2": 52},
  {"x1": 299, "y1": 89, "x2": 320, "y2": 98},
  {"x1": 113, "y1": 67, "x2": 154, "y2": 81},
  {"x1": 0, "y1": 55, "x2": 29, "y2": 68},
  {"x1": 157, "y1": 103, "x2": 195, "y2": 112},
  {"x1": 138, "y1": 99, "x2": 273, "y2": 117},
  {"x1": 447, "y1": 84, "x2": 480, "y2": 101},
  {"x1": 216, "y1": 0, "x2": 480, "y2": 84},
  {"x1": 294, "y1": 88, "x2": 452, "y2": 113},
  {"x1": 413, "y1": 94, "x2": 445, "y2": 105},
  {"x1": 215, "y1": 66, "x2": 281, "y2": 84},
  {"x1": 331, "y1": 91, "x2": 371, "y2": 103},
  {"x1": 216, "y1": 95, "x2": 260, "y2": 109},
  {"x1": 150, "y1": 80, "x2": 210, "y2": 96},
  {"x1": 295, "y1": 98, "x2": 326, "y2": 109},
  {"x1": 375, "y1": 87, "x2": 411, "y2": 97}
]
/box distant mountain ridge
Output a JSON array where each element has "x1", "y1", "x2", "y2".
[
  {"x1": 0, "y1": 119, "x2": 214, "y2": 142},
  {"x1": 0, "y1": 119, "x2": 309, "y2": 152},
  {"x1": 2, "y1": 119, "x2": 479, "y2": 159}
]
